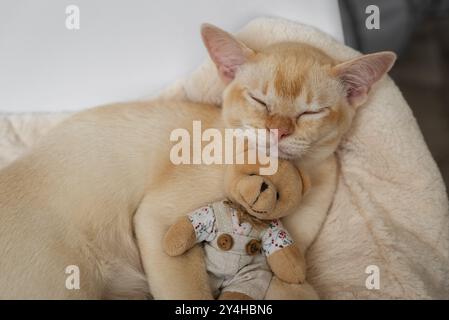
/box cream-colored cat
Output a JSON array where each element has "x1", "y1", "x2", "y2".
[{"x1": 0, "y1": 24, "x2": 395, "y2": 299}]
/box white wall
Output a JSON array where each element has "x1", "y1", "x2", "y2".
[{"x1": 0, "y1": 0, "x2": 343, "y2": 113}]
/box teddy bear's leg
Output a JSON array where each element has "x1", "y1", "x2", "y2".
[
  {"x1": 218, "y1": 256, "x2": 272, "y2": 300},
  {"x1": 265, "y1": 277, "x2": 319, "y2": 300},
  {"x1": 219, "y1": 291, "x2": 253, "y2": 300},
  {"x1": 134, "y1": 193, "x2": 213, "y2": 300}
]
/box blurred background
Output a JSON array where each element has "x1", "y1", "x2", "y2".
[{"x1": 339, "y1": 0, "x2": 449, "y2": 187}]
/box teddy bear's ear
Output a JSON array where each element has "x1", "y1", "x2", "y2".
[{"x1": 298, "y1": 169, "x2": 311, "y2": 196}]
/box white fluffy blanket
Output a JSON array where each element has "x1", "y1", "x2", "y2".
[{"x1": 1, "y1": 18, "x2": 448, "y2": 299}]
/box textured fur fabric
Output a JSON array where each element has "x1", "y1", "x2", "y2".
[
  {"x1": 0, "y1": 113, "x2": 69, "y2": 167},
  {"x1": 1, "y1": 18, "x2": 448, "y2": 299}
]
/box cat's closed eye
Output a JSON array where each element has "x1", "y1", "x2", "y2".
[
  {"x1": 296, "y1": 107, "x2": 329, "y2": 120},
  {"x1": 249, "y1": 94, "x2": 268, "y2": 111}
]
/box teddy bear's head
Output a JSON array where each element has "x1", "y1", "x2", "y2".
[{"x1": 224, "y1": 159, "x2": 310, "y2": 220}]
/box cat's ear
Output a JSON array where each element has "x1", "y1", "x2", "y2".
[
  {"x1": 201, "y1": 23, "x2": 255, "y2": 83},
  {"x1": 332, "y1": 52, "x2": 397, "y2": 107}
]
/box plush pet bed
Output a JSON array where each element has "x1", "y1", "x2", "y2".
[{"x1": 1, "y1": 17, "x2": 448, "y2": 299}]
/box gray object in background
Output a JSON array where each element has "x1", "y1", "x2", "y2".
[
  {"x1": 340, "y1": 0, "x2": 449, "y2": 187},
  {"x1": 339, "y1": 0, "x2": 449, "y2": 54}
]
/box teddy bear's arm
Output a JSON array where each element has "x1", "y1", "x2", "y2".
[
  {"x1": 163, "y1": 205, "x2": 217, "y2": 256},
  {"x1": 262, "y1": 221, "x2": 306, "y2": 284},
  {"x1": 267, "y1": 244, "x2": 306, "y2": 284},
  {"x1": 163, "y1": 216, "x2": 198, "y2": 257}
]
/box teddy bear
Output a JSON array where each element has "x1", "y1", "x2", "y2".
[{"x1": 163, "y1": 159, "x2": 310, "y2": 300}]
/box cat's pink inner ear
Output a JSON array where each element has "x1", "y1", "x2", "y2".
[
  {"x1": 332, "y1": 51, "x2": 397, "y2": 107},
  {"x1": 201, "y1": 23, "x2": 254, "y2": 83}
]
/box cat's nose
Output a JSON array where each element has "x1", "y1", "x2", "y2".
[
  {"x1": 270, "y1": 127, "x2": 292, "y2": 140},
  {"x1": 277, "y1": 127, "x2": 292, "y2": 140},
  {"x1": 266, "y1": 115, "x2": 294, "y2": 140}
]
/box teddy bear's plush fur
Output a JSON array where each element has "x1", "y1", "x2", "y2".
[{"x1": 163, "y1": 158, "x2": 310, "y2": 299}]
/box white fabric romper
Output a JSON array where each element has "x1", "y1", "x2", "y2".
[{"x1": 188, "y1": 200, "x2": 294, "y2": 299}]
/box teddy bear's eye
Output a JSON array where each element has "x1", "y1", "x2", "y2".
[
  {"x1": 249, "y1": 173, "x2": 256, "y2": 176},
  {"x1": 276, "y1": 192, "x2": 280, "y2": 200}
]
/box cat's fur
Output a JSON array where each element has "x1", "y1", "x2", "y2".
[{"x1": 0, "y1": 24, "x2": 395, "y2": 299}]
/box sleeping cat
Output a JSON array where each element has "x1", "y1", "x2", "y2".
[{"x1": 0, "y1": 24, "x2": 395, "y2": 299}]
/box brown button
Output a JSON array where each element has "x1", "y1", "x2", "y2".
[
  {"x1": 246, "y1": 239, "x2": 262, "y2": 256},
  {"x1": 217, "y1": 234, "x2": 233, "y2": 251}
]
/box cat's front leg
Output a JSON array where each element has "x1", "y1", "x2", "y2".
[
  {"x1": 284, "y1": 155, "x2": 338, "y2": 253},
  {"x1": 265, "y1": 155, "x2": 338, "y2": 299},
  {"x1": 134, "y1": 192, "x2": 213, "y2": 300}
]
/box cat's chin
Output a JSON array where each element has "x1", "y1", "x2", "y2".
[{"x1": 277, "y1": 149, "x2": 300, "y2": 160}]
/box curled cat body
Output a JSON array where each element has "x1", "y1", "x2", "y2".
[{"x1": 0, "y1": 24, "x2": 395, "y2": 299}]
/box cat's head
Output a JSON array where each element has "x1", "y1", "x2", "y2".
[{"x1": 201, "y1": 24, "x2": 396, "y2": 163}]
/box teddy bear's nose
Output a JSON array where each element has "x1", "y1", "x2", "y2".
[{"x1": 260, "y1": 181, "x2": 269, "y2": 193}]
